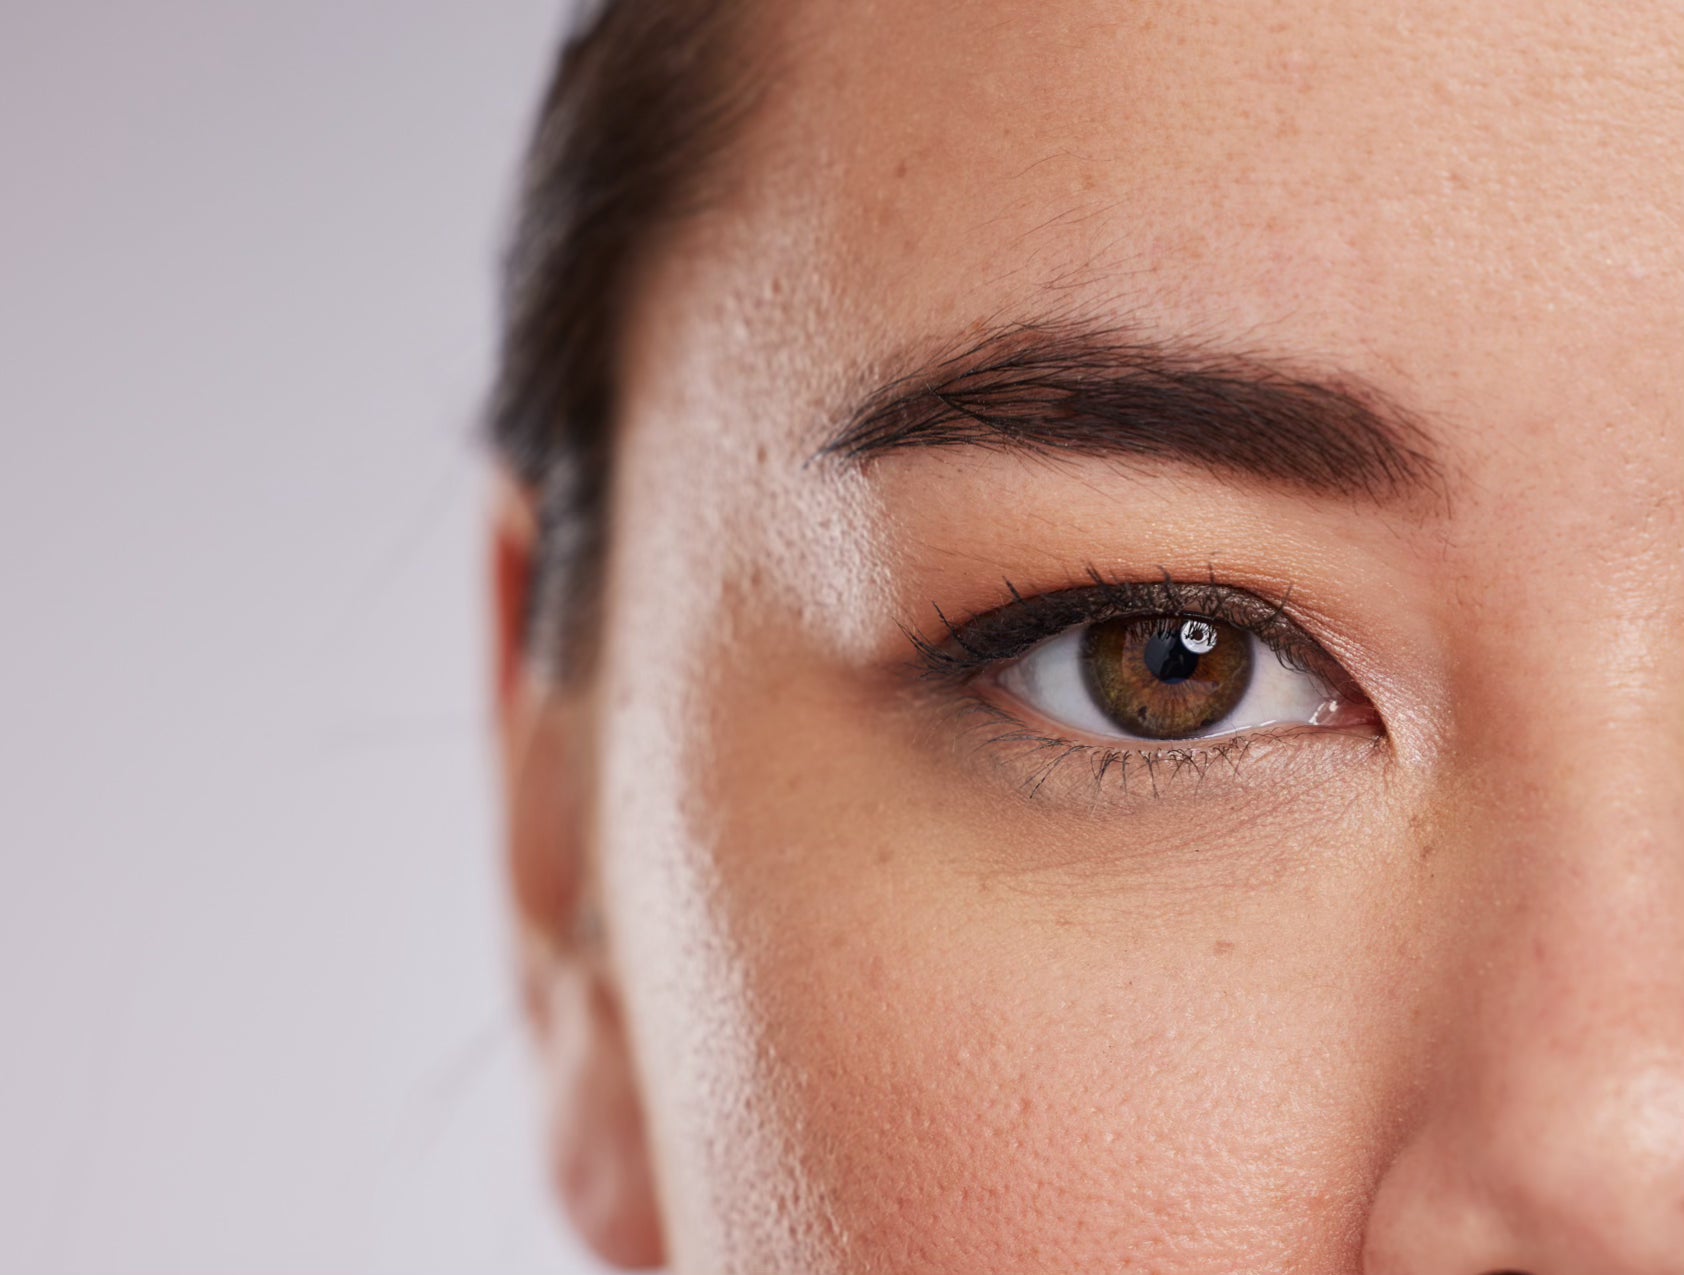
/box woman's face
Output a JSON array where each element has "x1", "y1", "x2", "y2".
[{"x1": 504, "y1": 0, "x2": 1684, "y2": 1270}]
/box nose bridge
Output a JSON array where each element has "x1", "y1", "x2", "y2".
[
  {"x1": 1462, "y1": 755, "x2": 1684, "y2": 1124},
  {"x1": 1462, "y1": 574, "x2": 1684, "y2": 1016},
  {"x1": 1415, "y1": 754, "x2": 1684, "y2": 1270},
  {"x1": 1363, "y1": 602, "x2": 1684, "y2": 1272},
  {"x1": 1487, "y1": 555, "x2": 1684, "y2": 933}
]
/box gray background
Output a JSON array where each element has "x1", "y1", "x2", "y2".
[{"x1": 1, "y1": 2, "x2": 607, "y2": 1270}]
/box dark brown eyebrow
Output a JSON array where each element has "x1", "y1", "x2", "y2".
[{"x1": 816, "y1": 323, "x2": 1442, "y2": 502}]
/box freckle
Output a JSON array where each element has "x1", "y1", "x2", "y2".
[
  {"x1": 1418, "y1": 841, "x2": 1437, "y2": 864},
  {"x1": 893, "y1": 158, "x2": 908, "y2": 179},
  {"x1": 1213, "y1": 940, "x2": 1235, "y2": 956},
  {"x1": 875, "y1": 846, "x2": 892, "y2": 867}
]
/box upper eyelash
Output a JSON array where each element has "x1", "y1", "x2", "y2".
[{"x1": 905, "y1": 566, "x2": 1329, "y2": 687}]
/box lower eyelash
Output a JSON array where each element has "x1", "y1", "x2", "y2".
[{"x1": 944, "y1": 695, "x2": 1286, "y2": 803}]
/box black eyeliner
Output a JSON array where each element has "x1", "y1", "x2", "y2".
[{"x1": 908, "y1": 571, "x2": 1329, "y2": 684}]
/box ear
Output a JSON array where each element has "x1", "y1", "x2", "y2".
[{"x1": 491, "y1": 474, "x2": 665, "y2": 1269}]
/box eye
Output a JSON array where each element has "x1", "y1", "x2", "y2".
[{"x1": 995, "y1": 614, "x2": 1338, "y2": 743}]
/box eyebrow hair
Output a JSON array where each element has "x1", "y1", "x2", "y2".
[{"x1": 816, "y1": 323, "x2": 1442, "y2": 502}]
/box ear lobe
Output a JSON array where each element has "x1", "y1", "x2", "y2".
[
  {"x1": 491, "y1": 475, "x2": 666, "y2": 1269},
  {"x1": 510, "y1": 711, "x2": 667, "y2": 1269},
  {"x1": 513, "y1": 725, "x2": 667, "y2": 1268},
  {"x1": 544, "y1": 964, "x2": 667, "y2": 1268}
]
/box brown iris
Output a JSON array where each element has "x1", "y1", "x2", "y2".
[{"x1": 1081, "y1": 616, "x2": 1254, "y2": 739}]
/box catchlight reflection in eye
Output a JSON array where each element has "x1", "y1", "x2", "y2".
[{"x1": 997, "y1": 616, "x2": 1338, "y2": 743}]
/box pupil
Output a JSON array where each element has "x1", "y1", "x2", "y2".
[{"x1": 1143, "y1": 627, "x2": 1202, "y2": 684}]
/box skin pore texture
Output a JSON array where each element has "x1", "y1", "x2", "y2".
[{"x1": 496, "y1": 0, "x2": 1684, "y2": 1271}]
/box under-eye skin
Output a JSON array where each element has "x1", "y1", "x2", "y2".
[{"x1": 908, "y1": 573, "x2": 1379, "y2": 797}]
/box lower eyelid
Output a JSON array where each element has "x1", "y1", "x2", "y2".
[{"x1": 949, "y1": 701, "x2": 1342, "y2": 807}]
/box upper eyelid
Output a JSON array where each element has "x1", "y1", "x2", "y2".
[{"x1": 908, "y1": 575, "x2": 1326, "y2": 680}]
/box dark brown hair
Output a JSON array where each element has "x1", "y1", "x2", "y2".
[{"x1": 488, "y1": 0, "x2": 753, "y2": 677}]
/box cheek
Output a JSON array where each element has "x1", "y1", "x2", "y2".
[
  {"x1": 609, "y1": 666, "x2": 1431, "y2": 1274},
  {"x1": 718, "y1": 869, "x2": 1364, "y2": 1271}
]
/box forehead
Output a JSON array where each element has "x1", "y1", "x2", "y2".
[
  {"x1": 628, "y1": 0, "x2": 1684, "y2": 426},
  {"x1": 603, "y1": 0, "x2": 1684, "y2": 655}
]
